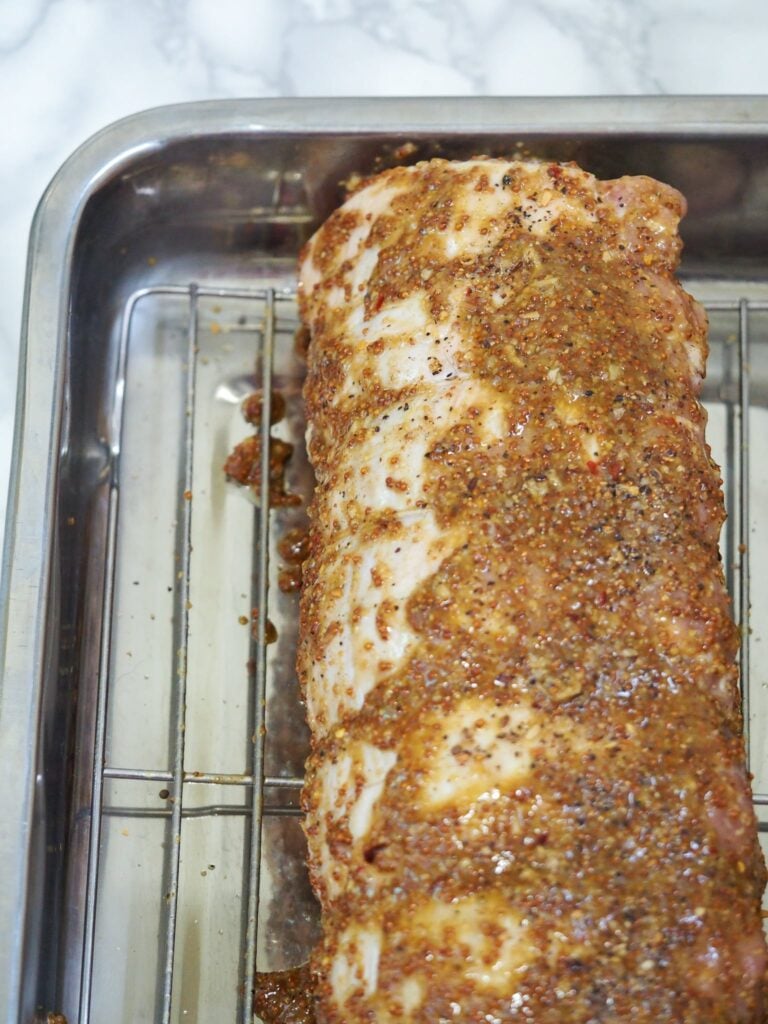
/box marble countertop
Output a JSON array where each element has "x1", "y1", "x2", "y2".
[{"x1": 1, "y1": 0, "x2": 768, "y2": 553}]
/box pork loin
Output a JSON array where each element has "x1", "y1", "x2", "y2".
[{"x1": 297, "y1": 157, "x2": 767, "y2": 1023}]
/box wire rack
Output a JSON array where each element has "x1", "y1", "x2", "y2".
[
  {"x1": 79, "y1": 284, "x2": 305, "y2": 1024},
  {"x1": 76, "y1": 285, "x2": 768, "y2": 1024}
]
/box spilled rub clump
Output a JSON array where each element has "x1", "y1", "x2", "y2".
[
  {"x1": 295, "y1": 157, "x2": 768, "y2": 1023},
  {"x1": 224, "y1": 389, "x2": 301, "y2": 507}
]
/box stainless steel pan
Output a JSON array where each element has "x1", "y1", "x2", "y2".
[{"x1": 3, "y1": 97, "x2": 768, "y2": 1024}]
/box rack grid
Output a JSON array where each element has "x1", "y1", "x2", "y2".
[{"x1": 76, "y1": 285, "x2": 768, "y2": 1023}]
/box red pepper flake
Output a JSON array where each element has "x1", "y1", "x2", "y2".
[{"x1": 586, "y1": 460, "x2": 600, "y2": 476}]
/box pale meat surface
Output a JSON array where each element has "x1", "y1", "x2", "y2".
[{"x1": 297, "y1": 158, "x2": 767, "y2": 1023}]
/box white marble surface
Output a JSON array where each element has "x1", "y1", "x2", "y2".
[{"x1": 1, "y1": 0, "x2": 768, "y2": 552}]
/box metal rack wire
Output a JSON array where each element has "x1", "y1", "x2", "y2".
[
  {"x1": 710, "y1": 299, "x2": 753, "y2": 773},
  {"x1": 78, "y1": 284, "x2": 303, "y2": 1024},
  {"x1": 76, "y1": 286, "x2": 768, "y2": 1024}
]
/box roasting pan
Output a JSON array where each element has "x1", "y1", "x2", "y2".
[{"x1": 3, "y1": 97, "x2": 768, "y2": 1024}]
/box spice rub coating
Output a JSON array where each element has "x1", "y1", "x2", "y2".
[{"x1": 297, "y1": 158, "x2": 767, "y2": 1023}]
